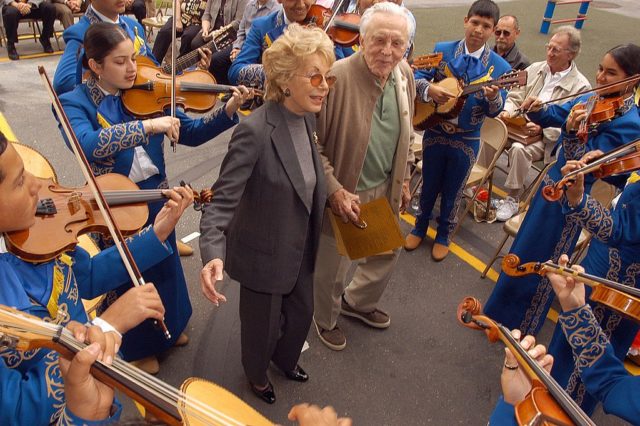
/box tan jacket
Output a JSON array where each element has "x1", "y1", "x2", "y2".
[
  {"x1": 316, "y1": 51, "x2": 415, "y2": 214},
  {"x1": 504, "y1": 60, "x2": 591, "y2": 163}
]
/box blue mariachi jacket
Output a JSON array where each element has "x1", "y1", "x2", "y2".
[
  {"x1": 58, "y1": 77, "x2": 237, "y2": 181},
  {"x1": 0, "y1": 228, "x2": 171, "y2": 425},
  {"x1": 53, "y1": 6, "x2": 156, "y2": 95},
  {"x1": 414, "y1": 40, "x2": 511, "y2": 135},
  {"x1": 228, "y1": 9, "x2": 286, "y2": 87},
  {"x1": 489, "y1": 305, "x2": 640, "y2": 425}
]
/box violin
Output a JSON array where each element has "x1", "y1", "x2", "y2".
[
  {"x1": 122, "y1": 56, "x2": 235, "y2": 118},
  {"x1": 574, "y1": 95, "x2": 626, "y2": 143},
  {"x1": 501, "y1": 254, "x2": 640, "y2": 323},
  {"x1": 326, "y1": 12, "x2": 360, "y2": 46},
  {"x1": 303, "y1": 4, "x2": 333, "y2": 27},
  {"x1": 458, "y1": 297, "x2": 596, "y2": 426},
  {"x1": 542, "y1": 138, "x2": 640, "y2": 201},
  {"x1": 4, "y1": 174, "x2": 212, "y2": 263},
  {"x1": 0, "y1": 305, "x2": 274, "y2": 426}
]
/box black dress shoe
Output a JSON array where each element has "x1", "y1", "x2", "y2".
[
  {"x1": 284, "y1": 365, "x2": 309, "y2": 382},
  {"x1": 40, "y1": 37, "x2": 54, "y2": 54},
  {"x1": 250, "y1": 381, "x2": 276, "y2": 404},
  {"x1": 7, "y1": 43, "x2": 19, "y2": 61}
]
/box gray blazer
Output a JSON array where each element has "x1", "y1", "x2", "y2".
[{"x1": 199, "y1": 101, "x2": 327, "y2": 295}]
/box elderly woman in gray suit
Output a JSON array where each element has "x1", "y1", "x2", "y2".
[{"x1": 198, "y1": 24, "x2": 335, "y2": 404}]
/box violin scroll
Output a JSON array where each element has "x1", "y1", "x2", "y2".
[
  {"x1": 457, "y1": 297, "x2": 483, "y2": 329},
  {"x1": 501, "y1": 254, "x2": 548, "y2": 278},
  {"x1": 541, "y1": 183, "x2": 564, "y2": 202}
]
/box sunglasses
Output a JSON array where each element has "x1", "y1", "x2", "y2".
[
  {"x1": 494, "y1": 29, "x2": 511, "y2": 37},
  {"x1": 296, "y1": 73, "x2": 337, "y2": 88}
]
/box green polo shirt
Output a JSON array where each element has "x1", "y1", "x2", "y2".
[{"x1": 356, "y1": 73, "x2": 400, "y2": 192}]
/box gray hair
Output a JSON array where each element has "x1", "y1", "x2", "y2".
[
  {"x1": 553, "y1": 25, "x2": 582, "y2": 55},
  {"x1": 360, "y1": 2, "x2": 414, "y2": 41}
]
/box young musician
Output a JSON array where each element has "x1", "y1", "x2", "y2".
[
  {"x1": 404, "y1": 0, "x2": 510, "y2": 260},
  {"x1": 483, "y1": 44, "x2": 640, "y2": 336},
  {"x1": 546, "y1": 158, "x2": 640, "y2": 413},
  {"x1": 490, "y1": 255, "x2": 640, "y2": 425},
  {"x1": 53, "y1": 0, "x2": 211, "y2": 95},
  {"x1": 57, "y1": 22, "x2": 251, "y2": 373},
  {"x1": 0, "y1": 131, "x2": 193, "y2": 424}
]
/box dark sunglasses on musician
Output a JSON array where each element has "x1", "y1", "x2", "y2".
[
  {"x1": 296, "y1": 73, "x2": 337, "y2": 88},
  {"x1": 494, "y1": 29, "x2": 511, "y2": 37}
]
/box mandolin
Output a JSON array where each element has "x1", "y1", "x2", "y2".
[
  {"x1": 0, "y1": 304, "x2": 274, "y2": 426},
  {"x1": 413, "y1": 70, "x2": 527, "y2": 131}
]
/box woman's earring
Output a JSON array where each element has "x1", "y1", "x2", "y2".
[{"x1": 284, "y1": 88, "x2": 291, "y2": 97}]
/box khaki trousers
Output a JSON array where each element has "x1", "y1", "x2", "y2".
[
  {"x1": 504, "y1": 140, "x2": 545, "y2": 191},
  {"x1": 313, "y1": 180, "x2": 401, "y2": 331}
]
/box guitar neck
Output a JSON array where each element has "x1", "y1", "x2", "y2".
[
  {"x1": 55, "y1": 333, "x2": 184, "y2": 425},
  {"x1": 461, "y1": 79, "x2": 503, "y2": 96},
  {"x1": 162, "y1": 38, "x2": 218, "y2": 75}
]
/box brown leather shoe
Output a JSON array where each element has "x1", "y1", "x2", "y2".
[
  {"x1": 131, "y1": 356, "x2": 160, "y2": 374},
  {"x1": 177, "y1": 241, "x2": 193, "y2": 256},
  {"x1": 313, "y1": 319, "x2": 346, "y2": 351},
  {"x1": 341, "y1": 296, "x2": 390, "y2": 329},
  {"x1": 431, "y1": 243, "x2": 449, "y2": 262},
  {"x1": 174, "y1": 332, "x2": 189, "y2": 347},
  {"x1": 404, "y1": 234, "x2": 424, "y2": 251}
]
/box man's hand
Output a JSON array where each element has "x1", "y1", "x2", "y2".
[
  {"x1": 328, "y1": 188, "x2": 360, "y2": 223},
  {"x1": 200, "y1": 258, "x2": 227, "y2": 306},
  {"x1": 176, "y1": 20, "x2": 184, "y2": 33},
  {"x1": 399, "y1": 180, "x2": 411, "y2": 213},
  {"x1": 152, "y1": 186, "x2": 194, "y2": 242},
  {"x1": 482, "y1": 84, "x2": 500, "y2": 101},
  {"x1": 99, "y1": 284, "x2": 165, "y2": 334},
  {"x1": 197, "y1": 47, "x2": 212, "y2": 70},
  {"x1": 200, "y1": 20, "x2": 211, "y2": 39},
  {"x1": 524, "y1": 121, "x2": 542, "y2": 136},
  {"x1": 519, "y1": 96, "x2": 543, "y2": 114},
  {"x1": 16, "y1": 2, "x2": 31, "y2": 15},
  {"x1": 498, "y1": 111, "x2": 511, "y2": 120},
  {"x1": 427, "y1": 84, "x2": 455, "y2": 105},
  {"x1": 229, "y1": 48, "x2": 240, "y2": 61},
  {"x1": 288, "y1": 403, "x2": 352, "y2": 426}
]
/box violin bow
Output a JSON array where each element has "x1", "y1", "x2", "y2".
[
  {"x1": 170, "y1": 0, "x2": 178, "y2": 152},
  {"x1": 323, "y1": 0, "x2": 348, "y2": 32},
  {"x1": 514, "y1": 73, "x2": 640, "y2": 116},
  {"x1": 38, "y1": 66, "x2": 172, "y2": 340}
]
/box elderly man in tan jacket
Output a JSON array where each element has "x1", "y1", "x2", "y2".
[
  {"x1": 494, "y1": 25, "x2": 591, "y2": 221},
  {"x1": 313, "y1": 2, "x2": 415, "y2": 351}
]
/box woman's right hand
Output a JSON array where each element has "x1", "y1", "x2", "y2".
[
  {"x1": 144, "y1": 117, "x2": 181, "y2": 144},
  {"x1": 547, "y1": 254, "x2": 587, "y2": 312},
  {"x1": 99, "y1": 284, "x2": 166, "y2": 334},
  {"x1": 200, "y1": 258, "x2": 227, "y2": 306}
]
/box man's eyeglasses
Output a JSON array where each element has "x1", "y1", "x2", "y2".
[
  {"x1": 296, "y1": 73, "x2": 337, "y2": 88},
  {"x1": 545, "y1": 43, "x2": 571, "y2": 54},
  {"x1": 495, "y1": 29, "x2": 511, "y2": 37}
]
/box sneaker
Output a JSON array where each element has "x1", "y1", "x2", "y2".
[
  {"x1": 496, "y1": 196, "x2": 519, "y2": 222},
  {"x1": 340, "y1": 296, "x2": 390, "y2": 329},
  {"x1": 7, "y1": 43, "x2": 19, "y2": 61},
  {"x1": 313, "y1": 319, "x2": 346, "y2": 351}
]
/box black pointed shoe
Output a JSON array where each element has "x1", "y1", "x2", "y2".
[
  {"x1": 7, "y1": 43, "x2": 19, "y2": 61},
  {"x1": 284, "y1": 365, "x2": 309, "y2": 382},
  {"x1": 40, "y1": 37, "x2": 53, "y2": 54},
  {"x1": 250, "y1": 381, "x2": 276, "y2": 404}
]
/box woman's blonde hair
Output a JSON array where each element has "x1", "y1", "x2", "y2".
[{"x1": 262, "y1": 24, "x2": 336, "y2": 103}]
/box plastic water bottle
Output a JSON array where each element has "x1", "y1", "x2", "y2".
[{"x1": 411, "y1": 187, "x2": 421, "y2": 214}]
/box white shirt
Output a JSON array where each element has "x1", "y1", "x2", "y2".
[
  {"x1": 538, "y1": 63, "x2": 572, "y2": 103},
  {"x1": 90, "y1": 5, "x2": 120, "y2": 24}
]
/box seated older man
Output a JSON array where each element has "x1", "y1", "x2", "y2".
[
  {"x1": 495, "y1": 25, "x2": 590, "y2": 221},
  {"x1": 312, "y1": 2, "x2": 415, "y2": 351}
]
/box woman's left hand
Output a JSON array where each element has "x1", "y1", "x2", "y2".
[
  {"x1": 501, "y1": 329, "x2": 554, "y2": 406},
  {"x1": 224, "y1": 85, "x2": 253, "y2": 118}
]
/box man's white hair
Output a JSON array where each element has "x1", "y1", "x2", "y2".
[{"x1": 360, "y1": 2, "x2": 414, "y2": 40}]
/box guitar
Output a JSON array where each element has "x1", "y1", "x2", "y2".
[
  {"x1": 411, "y1": 52, "x2": 443, "y2": 70},
  {"x1": 159, "y1": 22, "x2": 239, "y2": 75},
  {"x1": 413, "y1": 70, "x2": 527, "y2": 131},
  {"x1": 0, "y1": 305, "x2": 273, "y2": 426}
]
